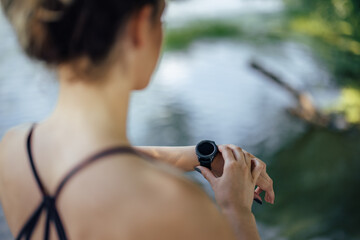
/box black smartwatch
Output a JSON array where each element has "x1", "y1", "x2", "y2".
[{"x1": 195, "y1": 140, "x2": 218, "y2": 170}]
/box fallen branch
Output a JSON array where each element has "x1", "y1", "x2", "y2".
[{"x1": 250, "y1": 60, "x2": 350, "y2": 131}]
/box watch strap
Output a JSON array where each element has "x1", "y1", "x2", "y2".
[{"x1": 199, "y1": 158, "x2": 212, "y2": 170}]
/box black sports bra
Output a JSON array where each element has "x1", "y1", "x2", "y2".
[{"x1": 16, "y1": 124, "x2": 150, "y2": 240}]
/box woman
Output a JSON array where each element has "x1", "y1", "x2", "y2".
[{"x1": 0, "y1": 0, "x2": 275, "y2": 239}]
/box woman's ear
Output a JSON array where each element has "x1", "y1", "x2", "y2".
[{"x1": 129, "y1": 5, "x2": 154, "y2": 48}]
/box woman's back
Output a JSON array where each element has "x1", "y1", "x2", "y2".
[{"x1": 0, "y1": 123, "x2": 234, "y2": 239}]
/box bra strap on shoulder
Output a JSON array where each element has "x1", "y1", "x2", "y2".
[
  {"x1": 26, "y1": 123, "x2": 48, "y2": 196},
  {"x1": 54, "y1": 146, "x2": 137, "y2": 199}
]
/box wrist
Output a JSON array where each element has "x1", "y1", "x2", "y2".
[
  {"x1": 176, "y1": 146, "x2": 199, "y2": 171},
  {"x1": 221, "y1": 206, "x2": 260, "y2": 240},
  {"x1": 220, "y1": 204, "x2": 253, "y2": 219},
  {"x1": 191, "y1": 146, "x2": 200, "y2": 168}
]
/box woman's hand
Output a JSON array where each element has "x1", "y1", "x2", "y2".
[
  {"x1": 196, "y1": 145, "x2": 263, "y2": 240},
  {"x1": 211, "y1": 145, "x2": 275, "y2": 204},
  {"x1": 196, "y1": 145, "x2": 264, "y2": 211}
]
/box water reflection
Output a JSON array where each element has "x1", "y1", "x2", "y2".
[{"x1": 131, "y1": 41, "x2": 337, "y2": 152}]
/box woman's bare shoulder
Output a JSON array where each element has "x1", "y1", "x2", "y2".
[
  {"x1": 61, "y1": 157, "x2": 236, "y2": 240},
  {"x1": 0, "y1": 123, "x2": 33, "y2": 149},
  {"x1": 0, "y1": 123, "x2": 33, "y2": 167},
  {"x1": 0, "y1": 123, "x2": 33, "y2": 199},
  {"x1": 147, "y1": 168, "x2": 237, "y2": 239}
]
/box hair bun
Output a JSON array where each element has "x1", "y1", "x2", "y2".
[{"x1": 1, "y1": 0, "x2": 159, "y2": 65}]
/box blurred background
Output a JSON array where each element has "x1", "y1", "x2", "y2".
[{"x1": 1, "y1": 0, "x2": 359, "y2": 239}]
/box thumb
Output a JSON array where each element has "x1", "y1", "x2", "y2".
[
  {"x1": 195, "y1": 166, "x2": 216, "y2": 185},
  {"x1": 251, "y1": 159, "x2": 263, "y2": 183}
]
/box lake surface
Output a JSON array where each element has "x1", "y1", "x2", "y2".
[{"x1": 0, "y1": 0, "x2": 342, "y2": 239}]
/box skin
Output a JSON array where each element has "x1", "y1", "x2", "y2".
[{"x1": 0, "y1": 0, "x2": 274, "y2": 239}]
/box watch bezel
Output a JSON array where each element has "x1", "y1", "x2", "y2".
[{"x1": 195, "y1": 140, "x2": 218, "y2": 163}]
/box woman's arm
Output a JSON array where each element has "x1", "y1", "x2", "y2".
[
  {"x1": 133, "y1": 146, "x2": 198, "y2": 171},
  {"x1": 134, "y1": 145, "x2": 275, "y2": 204}
]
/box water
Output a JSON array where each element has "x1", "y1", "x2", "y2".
[
  {"x1": 0, "y1": 0, "x2": 344, "y2": 239},
  {"x1": 165, "y1": 0, "x2": 284, "y2": 26}
]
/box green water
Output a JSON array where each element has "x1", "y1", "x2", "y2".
[{"x1": 255, "y1": 126, "x2": 360, "y2": 239}]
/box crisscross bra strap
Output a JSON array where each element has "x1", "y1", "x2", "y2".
[
  {"x1": 26, "y1": 124, "x2": 141, "y2": 198},
  {"x1": 16, "y1": 124, "x2": 146, "y2": 240}
]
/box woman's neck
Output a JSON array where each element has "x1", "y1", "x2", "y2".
[{"x1": 46, "y1": 65, "x2": 133, "y2": 147}]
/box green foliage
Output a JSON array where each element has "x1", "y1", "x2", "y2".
[
  {"x1": 164, "y1": 21, "x2": 242, "y2": 50},
  {"x1": 284, "y1": 0, "x2": 360, "y2": 85},
  {"x1": 329, "y1": 86, "x2": 360, "y2": 124}
]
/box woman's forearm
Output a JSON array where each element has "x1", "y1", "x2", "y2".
[
  {"x1": 222, "y1": 206, "x2": 261, "y2": 240},
  {"x1": 133, "y1": 146, "x2": 199, "y2": 171}
]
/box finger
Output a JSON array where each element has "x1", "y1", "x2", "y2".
[
  {"x1": 258, "y1": 169, "x2": 272, "y2": 190},
  {"x1": 195, "y1": 166, "x2": 217, "y2": 186},
  {"x1": 251, "y1": 159, "x2": 263, "y2": 183},
  {"x1": 218, "y1": 145, "x2": 236, "y2": 166},
  {"x1": 254, "y1": 192, "x2": 262, "y2": 205},
  {"x1": 248, "y1": 152, "x2": 256, "y2": 159},
  {"x1": 256, "y1": 173, "x2": 275, "y2": 204},
  {"x1": 256, "y1": 177, "x2": 274, "y2": 204},
  {"x1": 251, "y1": 157, "x2": 271, "y2": 185},
  {"x1": 259, "y1": 168, "x2": 271, "y2": 183},
  {"x1": 265, "y1": 188, "x2": 275, "y2": 204},
  {"x1": 249, "y1": 154, "x2": 265, "y2": 172},
  {"x1": 227, "y1": 144, "x2": 243, "y2": 161},
  {"x1": 226, "y1": 145, "x2": 246, "y2": 166},
  {"x1": 255, "y1": 186, "x2": 263, "y2": 195},
  {"x1": 243, "y1": 151, "x2": 252, "y2": 168},
  {"x1": 251, "y1": 157, "x2": 276, "y2": 204},
  {"x1": 261, "y1": 171, "x2": 275, "y2": 204}
]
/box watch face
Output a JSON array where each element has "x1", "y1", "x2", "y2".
[{"x1": 197, "y1": 141, "x2": 216, "y2": 157}]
